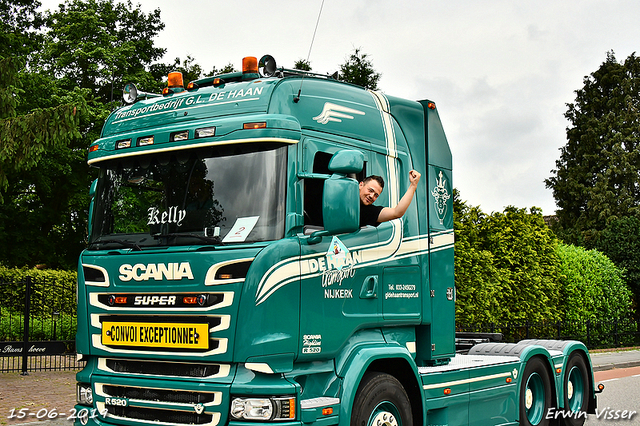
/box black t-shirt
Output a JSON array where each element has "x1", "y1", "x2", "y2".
[{"x1": 360, "y1": 204, "x2": 383, "y2": 227}]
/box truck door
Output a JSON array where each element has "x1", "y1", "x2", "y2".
[{"x1": 297, "y1": 138, "x2": 383, "y2": 360}]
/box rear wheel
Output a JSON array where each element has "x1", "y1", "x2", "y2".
[
  {"x1": 519, "y1": 357, "x2": 553, "y2": 426},
  {"x1": 351, "y1": 372, "x2": 413, "y2": 426},
  {"x1": 561, "y1": 354, "x2": 589, "y2": 426}
]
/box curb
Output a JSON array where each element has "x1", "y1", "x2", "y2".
[{"x1": 592, "y1": 360, "x2": 640, "y2": 372}]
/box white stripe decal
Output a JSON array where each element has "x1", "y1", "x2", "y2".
[
  {"x1": 370, "y1": 91, "x2": 399, "y2": 205},
  {"x1": 422, "y1": 371, "x2": 512, "y2": 390},
  {"x1": 253, "y1": 229, "x2": 454, "y2": 305}
]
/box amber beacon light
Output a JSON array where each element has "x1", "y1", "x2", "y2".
[{"x1": 243, "y1": 57, "x2": 259, "y2": 74}]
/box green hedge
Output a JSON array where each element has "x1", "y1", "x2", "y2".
[
  {"x1": 556, "y1": 244, "x2": 633, "y2": 322},
  {"x1": 0, "y1": 266, "x2": 77, "y2": 317},
  {"x1": 454, "y1": 196, "x2": 635, "y2": 324},
  {"x1": 0, "y1": 308, "x2": 77, "y2": 341}
]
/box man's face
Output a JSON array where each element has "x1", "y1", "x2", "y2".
[{"x1": 359, "y1": 180, "x2": 382, "y2": 205}]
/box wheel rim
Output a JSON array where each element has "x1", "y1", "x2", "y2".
[
  {"x1": 525, "y1": 372, "x2": 545, "y2": 425},
  {"x1": 368, "y1": 401, "x2": 401, "y2": 426},
  {"x1": 567, "y1": 365, "x2": 585, "y2": 412}
]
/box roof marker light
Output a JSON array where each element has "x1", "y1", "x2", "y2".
[
  {"x1": 115, "y1": 139, "x2": 132, "y2": 149},
  {"x1": 137, "y1": 136, "x2": 154, "y2": 147},
  {"x1": 195, "y1": 127, "x2": 216, "y2": 138},
  {"x1": 171, "y1": 131, "x2": 189, "y2": 142}
]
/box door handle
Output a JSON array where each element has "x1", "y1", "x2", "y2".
[{"x1": 359, "y1": 275, "x2": 378, "y2": 299}]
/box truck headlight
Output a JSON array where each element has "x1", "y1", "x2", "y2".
[
  {"x1": 230, "y1": 396, "x2": 295, "y2": 421},
  {"x1": 77, "y1": 383, "x2": 93, "y2": 406}
]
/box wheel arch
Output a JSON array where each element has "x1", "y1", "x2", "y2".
[
  {"x1": 337, "y1": 346, "x2": 423, "y2": 426},
  {"x1": 522, "y1": 339, "x2": 595, "y2": 414}
]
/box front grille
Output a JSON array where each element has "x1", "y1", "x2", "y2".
[
  {"x1": 104, "y1": 385, "x2": 217, "y2": 404},
  {"x1": 105, "y1": 358, "x2": 221, "y2": 378},
  {"x1": 109, "y1": 405, "x2": 212, "y2": 425},
  {"x1": 99, "y1": 383, "x2": 222, "y2": 426}
]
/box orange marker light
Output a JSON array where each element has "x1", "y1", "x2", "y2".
[
  {"x1": 322, "y1": 408, "x2": 333, "y2": 416},
  {"x1": 506, "y1": 377, "x2": 512, "y2": 383},
  {"x1": 443, "y1": 388, "x2": 451, "y2": 395},
  {"x1": 243, "y1": 122, "x2": 267, "y2": 130},
  {"x1": 428, "y1": 102, "x2": 436, "y2": 110},
  {"x1": 556, "y1": 368, "x2": 562, "y2": 374},
  {"x1": 243, "y1": 57, "x2": 258, "y2": 74},
  {"x1": 89, "y1": 144, "x2": 99, "y2": 152},
  {"x1": 168, "y1": 72, "x2": 184, "y2": 88},
  {"x1": 288, "y1": 399, "x2": 296, "y2": 419}
]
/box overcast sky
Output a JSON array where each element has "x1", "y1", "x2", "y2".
[{"x1": 39, "y1": 0, "x2": 640, "y2": 215}]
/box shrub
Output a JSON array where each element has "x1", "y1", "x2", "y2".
[{"x1": 556, "y1": 244, "x2": 633, "y2": 322}]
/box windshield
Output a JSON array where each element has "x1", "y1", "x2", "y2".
[{"x1": 89, "y1": 143, "x2": 287, "y2": 249}]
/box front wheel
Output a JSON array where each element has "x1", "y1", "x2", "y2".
[
  {"x1": 350, "y1": 372, "x2": 413, "y2": 426},
  {"x1": 519, "y1": 357, "x2": 554, "y2": 426}
]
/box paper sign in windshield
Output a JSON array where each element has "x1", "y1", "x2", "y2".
[{"x1": 222, "y1": 216, "x2": 259, "y2": 243}]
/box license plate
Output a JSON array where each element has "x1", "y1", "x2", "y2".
[{"x1": 102, "y1": 321, "x2": 209, "y2": 349}]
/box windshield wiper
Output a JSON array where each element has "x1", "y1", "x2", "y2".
[
  {"x1": 90, "y1": 239, "x2": 142, "y2": 251},
  {"x1": 152, "y1": 233, "x2": 224, "y2": 245}
]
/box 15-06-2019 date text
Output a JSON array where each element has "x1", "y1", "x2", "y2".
[{"x1": 7, "y1": 407, "x2": 107, "y2": 421}]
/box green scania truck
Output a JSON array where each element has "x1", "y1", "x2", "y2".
[{"x1": 75, "y1": 55, "x2": 600, "y2": 426}]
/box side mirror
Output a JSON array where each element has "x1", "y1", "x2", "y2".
[
  {"x1": 322, "y1": 174, "x2": 360, "y2": 235},
  {"x1": 308, "y1": 150, "x2": 362, "y2": 243},
  {"x1": 328, "y1": 149, "x2": 364, "y2": 174},
  {"x1": 88, "y1": 179, "x2": 98, "y2": 236}
]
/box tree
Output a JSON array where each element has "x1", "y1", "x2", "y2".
[
  {"x1": 546, "y1": 51, "x2": 640, "y2": 240},
  {"x1": 294, "y1": 59, "x2": 312, "y2": 71},
  {"x1": 0, "y1": 0, "x2": 166, "y2": 269},
  {"x1": 546, "y1": 51, "x2": 640, "y2": 305},
  {"x1": 41, "y1": 0, "x2": 166, "y2": 102},
  {"x1": 590, "y1": 216, "x2": 640, "y2": 306},
  {"x1": 339, "y1": 48, "x2": 381, "y2": 90},
  {"x1": 0, "y1": 2, "x2": 84, "y2": 196},
  {"x1": 0, "y1": 0, "x2": 44, "y2": 58}
]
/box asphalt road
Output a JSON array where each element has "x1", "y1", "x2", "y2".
[
  {"x1": 586, "y1": 369, "x2": 640, "y2": 425},
  {"x1": 8, "y1": 350, "x2": 639, "y2": 426}
]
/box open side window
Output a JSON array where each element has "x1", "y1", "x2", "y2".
[{"x1": 302, "y1": 145, "x2": 366, "y2": 234}]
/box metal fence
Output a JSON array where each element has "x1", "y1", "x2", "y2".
[
  {"x1": 0, "y1": 275, "x2": 85, "y2": 373},
  {"x1": 457, "y1": 316, "x2": 640, "y2": 349}
]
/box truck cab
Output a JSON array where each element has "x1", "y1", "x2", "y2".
[{"x1": 75, "y1": 56, "x2": 597, "y2": 426}]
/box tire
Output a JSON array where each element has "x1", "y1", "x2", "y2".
[
  {"x1": 519, "y1": 357, "x2": 554, "y2": 426},
  {"x1": 350, "y1": 372, "x2": 413, "y2": 426},
  {"x1": 560, "y1": 354, "x2": 589, "y2": 426}
]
